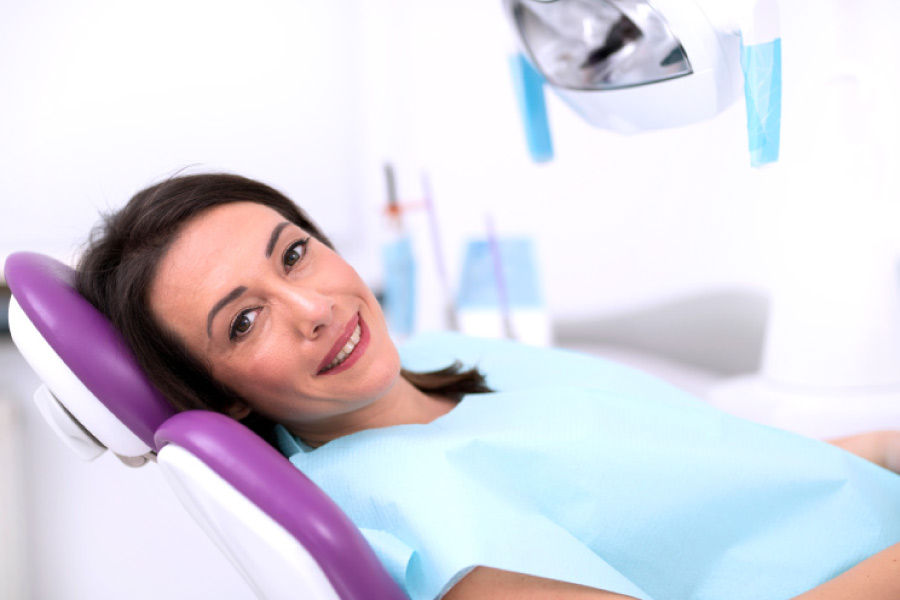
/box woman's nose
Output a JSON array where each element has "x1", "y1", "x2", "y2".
[{"x1": 280, "y1": 286, "x2": 334, "y2": 339}]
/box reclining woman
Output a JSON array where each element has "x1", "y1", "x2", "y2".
[{"x1": 77, "y1": 173, "x2": 900, "y2": 600}]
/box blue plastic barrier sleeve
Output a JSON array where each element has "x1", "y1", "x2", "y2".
[
  {"x1": 509, "y1": 53, "x2": 554, "y2": 163},
  {"x1": 741, "y1": 37, "x2": 782, "y2": 167}
]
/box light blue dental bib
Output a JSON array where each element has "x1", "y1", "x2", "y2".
[{"x1": 277, "y1": 333, "x2": 900, "y2": 600}]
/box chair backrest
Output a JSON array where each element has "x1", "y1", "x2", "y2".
[
  {"x1": 156, "y1": 411, "x2": 406, "y2": 600},
  {"x1": 4, "y1": 252, "x2": 407, "y2": 600}
]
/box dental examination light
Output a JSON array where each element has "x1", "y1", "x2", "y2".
[{"x1": 504, "y1": 0, "x2": 781, "y2": 166}]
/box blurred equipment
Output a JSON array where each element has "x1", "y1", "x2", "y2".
[
  {"x1": 381, "y1": 164, "x2": 417, "y2": 339},
  {"x1": 504, "y1": 0, "x2": 781, "y2": 166}
]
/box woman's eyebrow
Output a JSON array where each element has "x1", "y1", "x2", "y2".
[
  {"x1": 207, "y1": 221, "x2": 290, "y2": 338},
  {"x1": 207, "y1": 285, "x2": 248, "y2": 337},
  {"x1": 266, "y1": 221, "x2": 290, "y2": 258}
]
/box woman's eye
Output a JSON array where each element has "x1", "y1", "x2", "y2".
[
  {"x1": 230, "y1": 309, "x2": 258, "y2": 340},
  {"x1": 283, "y1": 237, "x2": 310, "y2": 269}
]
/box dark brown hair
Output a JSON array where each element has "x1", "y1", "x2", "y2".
[{"x1": 76, "y1": 172, "x2": 490, "y2": 444}]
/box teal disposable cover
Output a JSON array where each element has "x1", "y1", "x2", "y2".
[
  {"x1": 741, "y1": 37, "x2": 782, "y2": 167},
  {"x1": 278, "y1": 333, "x2": 900, "y2": 600}
]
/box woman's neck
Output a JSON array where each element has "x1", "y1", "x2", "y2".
[{"x1": 291, "y1": 378, "x2": 458, "y2": 449}]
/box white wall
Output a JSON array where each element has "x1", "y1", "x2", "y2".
[
  {"x1": 0, "y1": 0, "x2": 366, "y2": 266},
  {"x1": 0, "y1": 394, "x2": 27, "y2": 600}
]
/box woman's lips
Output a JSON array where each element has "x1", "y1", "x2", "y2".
[{"x1": 317, "y1": 313, "x2": 368, "y2": 376}]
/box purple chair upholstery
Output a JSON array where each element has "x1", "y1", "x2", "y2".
[
  {"x1": 5, "y1": 252, "x2": 173, "y2": 450},
  {"x1": 4, "y1": 252, "x2": 407, "y2": 600}
]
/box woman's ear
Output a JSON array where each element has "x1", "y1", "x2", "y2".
[{"x1": 226, "y1": 401, "x2": 252, "y2": 420}]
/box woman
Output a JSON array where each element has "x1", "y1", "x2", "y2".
[{"x1": 78, "y1": 173, "x2": 900, "y2": 600}]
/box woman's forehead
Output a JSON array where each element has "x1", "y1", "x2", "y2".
[
  {"x1": 150, "y1": 203, "x2": 292, "y2": 321},
  {"x1": 185, "y1": 201, "x2": 286, "y2": 234}
]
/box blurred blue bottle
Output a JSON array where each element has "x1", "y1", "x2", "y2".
[{"x1": 381, "y1": 164, "x2": 416, "y2": 338}]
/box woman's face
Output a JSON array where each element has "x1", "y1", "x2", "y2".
[{"x1": 148, "y1": 201, "x2": 403, "y2": 433}]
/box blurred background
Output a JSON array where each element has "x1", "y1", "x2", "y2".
[{"x1": 0, "y1": 0, "x2": 897, "y2": 597}]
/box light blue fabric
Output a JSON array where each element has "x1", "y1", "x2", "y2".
[{"x1": 277, "y1": 333, "x2": 900, "y2": 600}]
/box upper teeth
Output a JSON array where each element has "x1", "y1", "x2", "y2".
[{"x1": 323, "y1": 324, "x2": 361, "y2": 372}]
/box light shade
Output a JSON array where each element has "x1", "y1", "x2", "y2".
[{"x1": 510, "y1": 0, "x2": 692, "y2": 91}]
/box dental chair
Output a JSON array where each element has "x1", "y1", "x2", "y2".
[{"x1": 4, "y1": 252, "x2": 407, "y2": 600}]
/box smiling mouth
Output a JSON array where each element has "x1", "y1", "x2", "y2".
[{"x1": 319, "y1": 322, "x2": 362, "y2": 373}]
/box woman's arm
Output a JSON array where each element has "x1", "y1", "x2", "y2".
[
  {"x1": 792, "y1": 542, "x2": 900, "y2": 600},
  {"x1": 445, "y1": 542, "x2": 900, "y2": 600},
  {"x1": 828, "y1": 431, "x2": 900, "y2": 473},
  {"x1": 443, "y1": 567, "x2": 637, "y2": 600}
]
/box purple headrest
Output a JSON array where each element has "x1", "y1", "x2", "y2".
[{"x1": 4, "y1": 252, "x2": 174, "y2": 450}]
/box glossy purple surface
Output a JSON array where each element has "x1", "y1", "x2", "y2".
[
  {"x1": 156, "y1": 411, "x2": 408, "y2": 600},
  {"x1": 4, "y1": 252, "x2": 174, "y2": 450}
]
